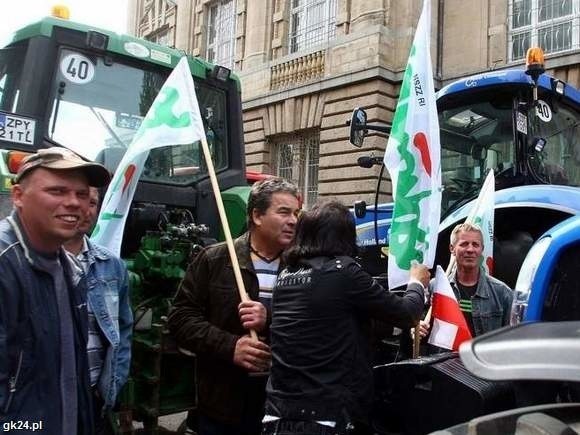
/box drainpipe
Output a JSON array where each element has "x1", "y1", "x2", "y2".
[{"x1": 436, "y1": 0, "x2": 444, "y2": 80}]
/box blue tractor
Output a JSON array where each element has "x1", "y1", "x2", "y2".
[
  {"x1": 512, "y1": 213, "x2": 580, "y2": 323},
  {"x1": 350, "y1": 49, "x2": 580, "y2": 434},
  {"x1": 350, "y1": 51, "x2": 580, "y2": 309}
]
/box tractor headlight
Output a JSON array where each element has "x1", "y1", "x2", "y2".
[{"x1": 511, "y1": 236, "x2": 552, "y2": 325}]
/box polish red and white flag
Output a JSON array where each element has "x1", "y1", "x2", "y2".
[{"x1": 428, "y1": 266, "x2": 472, "y2": 351}]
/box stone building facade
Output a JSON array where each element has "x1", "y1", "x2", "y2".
[{"x1": 127, "y1": 0, "x2": 580, "y2": 207}]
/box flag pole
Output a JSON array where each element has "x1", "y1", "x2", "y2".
[
  {"x1": 412, "y1": 322, "x2": 422, "y2": 358},
  {"x1": 199, "y1": 136, "x2": 258, "y2": 341}
]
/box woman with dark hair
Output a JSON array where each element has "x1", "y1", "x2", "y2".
[{"x1": 262, "y1": 200, "x2": 429, "y2": 435}]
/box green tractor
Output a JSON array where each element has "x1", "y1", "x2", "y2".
[{"x1": 0, "y1": 9, "x2": 251, "y2": 433}]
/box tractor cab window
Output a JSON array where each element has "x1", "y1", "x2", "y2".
[
  {"x1": 0, "y1": 44, "x2": 27, "y2": 113},
  {"x1": 47, "y1": 48, "x2": 228, "y2": 185},
  {"x1": 439, "y1": 96, "x2": 515, "y2": 215},
  {"x1": 528, "y1": 99, "x2": 580, "y2": 187}
]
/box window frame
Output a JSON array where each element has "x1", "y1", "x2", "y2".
[
  {"x1": 272, "y1": 131, "x2": 320, "y2": 208},
  {"x1": 147, "y1": 27, "x2": 172, "y2": 47},
  {"x1": 205, "y1": 0, "x2": 236, "y2": 69},
  {"x1": 288, "y1": 0, "x2": 337, "y2": 54},
  {"x1": 508, "y1": 0, "x2": 580, "y2": 61}
]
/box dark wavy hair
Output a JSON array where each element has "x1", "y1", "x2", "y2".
[{"x1": 284, "y1": 200, "x2": 358, "y2": 266}]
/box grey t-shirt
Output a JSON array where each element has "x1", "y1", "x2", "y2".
[{"x1": 35, "y1": 252, "x2": 78, "y2": 435}]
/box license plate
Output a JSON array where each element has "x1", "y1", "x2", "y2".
[{"x1": 0, "y1": 112, "x2": 35, "y2": 145}]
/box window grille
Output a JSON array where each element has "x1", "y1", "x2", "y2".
[
  {"x1": 206, "y1": 0, "x2": 236, "y2": 69},
  {"x1": 508, "y1": 0, "x2": 580, "y2": 61},
  {"x1": 289, "y1": 0, "x2": 337, "y2": 54},
  {"x1": 272, "y1": 131, "x2": 320, "y2": 208}
]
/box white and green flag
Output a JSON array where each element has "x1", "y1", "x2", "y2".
[
  {"x1": 91, "y1": 57, "x2": 206, "y2": 255},
  {"x1": 384, "y1": 0, "x2": 442, "y2": 289},
  {"x1": 466, "y1": 169, "x2": 495, "y2": 275}
]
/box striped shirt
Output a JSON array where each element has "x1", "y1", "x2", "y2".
[
  {"x1": 457, "y1": 282, "x2": 477, "y2": 336},
  {"x1": 75, "y1": 239, "x2": 107, "y2": 387},
  {"x1": 251, "y1": 252, "x2": 280, "y2": 314}
]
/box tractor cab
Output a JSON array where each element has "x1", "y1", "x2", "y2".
[{"x1": 349, "y1": 48, "x2": 580, "y2": 288}]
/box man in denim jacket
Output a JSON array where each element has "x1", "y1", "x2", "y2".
[
  {"x1": 419, "y1": 222, "x2": 513, "y2": 339},
  {"x1": 65, "y1": 187, "x2": 133, "y2": 434}
]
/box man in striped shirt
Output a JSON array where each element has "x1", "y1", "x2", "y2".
[
  {"x1": 169, "y1": 177, "x2": 300, "y2": 435},
  {"x1": 64, "y1": 187, "x2": 133, "y2": 435}
]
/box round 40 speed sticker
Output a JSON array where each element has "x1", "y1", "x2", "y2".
[
  {"x1": 536, "y1": 99, "x2": 552, "y2": 122},
  {"x1": 60, "y1": 53, "x2": 95, "y2": 84}
]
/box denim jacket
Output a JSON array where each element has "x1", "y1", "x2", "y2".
[
  {"x1": 449, "y1": 268, "x2": 513, "y2": 336},
  {"x1": 83, "y1": 237, "x2": 133, "y2": 408},
  {"x1": 0, "y1": 213, "x2": 94, "y2": 434}
]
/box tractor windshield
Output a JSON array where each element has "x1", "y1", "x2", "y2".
[
  {"x1": 47, "y1": 48, "x2": 228, "y2": 185},
  {"x1": 528, "y1": 98, "x2": 580, "y2": 187},
  {"x1": 439, "y1": 90, "x2": 580, "y2": 215},
  {"x1": 0, "y1": 44, "x2": 27, "y2": 113},
  {"x1": 439, "y1": 94, "x2": 515, "y2": 215}
]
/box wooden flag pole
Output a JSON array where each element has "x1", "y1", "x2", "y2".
[
  {"x1": 412, "y1": 323, "x2": 422, "y2": 358},
  {"x1": 199, "y1": 136, "x2": 258, "y2": 341}
]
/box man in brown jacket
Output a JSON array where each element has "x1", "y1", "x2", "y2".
[{"x1": 168, "y1": 178, "x2": 300, "y2": 435}]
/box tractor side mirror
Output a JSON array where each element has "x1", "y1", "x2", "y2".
[
  {"x1": 354, "y1": 200, "x2": 367, "y2": 219},
  {"x1": 349, "y1": 108, "x2": 368, "y2": 147}
]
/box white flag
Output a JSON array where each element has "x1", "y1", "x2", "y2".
[
  {"x1": 466, "y1": 170, "x2": 495, "y2": 275},
  {"x1": 384, "y1": 0, "x2": 442, "y2": 289},
  {"x1": 428, "y1": 266, "x2": 472, "y2": 351},
  {"x1": 91, "y1": 57, "x2": 206, "y2": 255}
]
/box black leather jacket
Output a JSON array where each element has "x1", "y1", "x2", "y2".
[
  {"x1": 0, "y1": 213, "x2": 94, "y2": 434},
  {"x1": 266, "y1": 255, "x2": 425, "y2": 426}
]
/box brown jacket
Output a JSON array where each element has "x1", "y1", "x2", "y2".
[{"x1": 168, "y1": 232, "x2": 269, "y2": 425}]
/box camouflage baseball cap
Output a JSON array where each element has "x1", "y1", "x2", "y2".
[{"x1": 14, "y1": 147, "x2": 111, "y2": 187}]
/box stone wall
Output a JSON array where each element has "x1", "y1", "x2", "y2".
[
  {"x1": 243, "y1": 77, "x2": 398, "y2": 205},
  {"x1": 127, "y1": 0, "x2": 580, "y2": 206}
]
